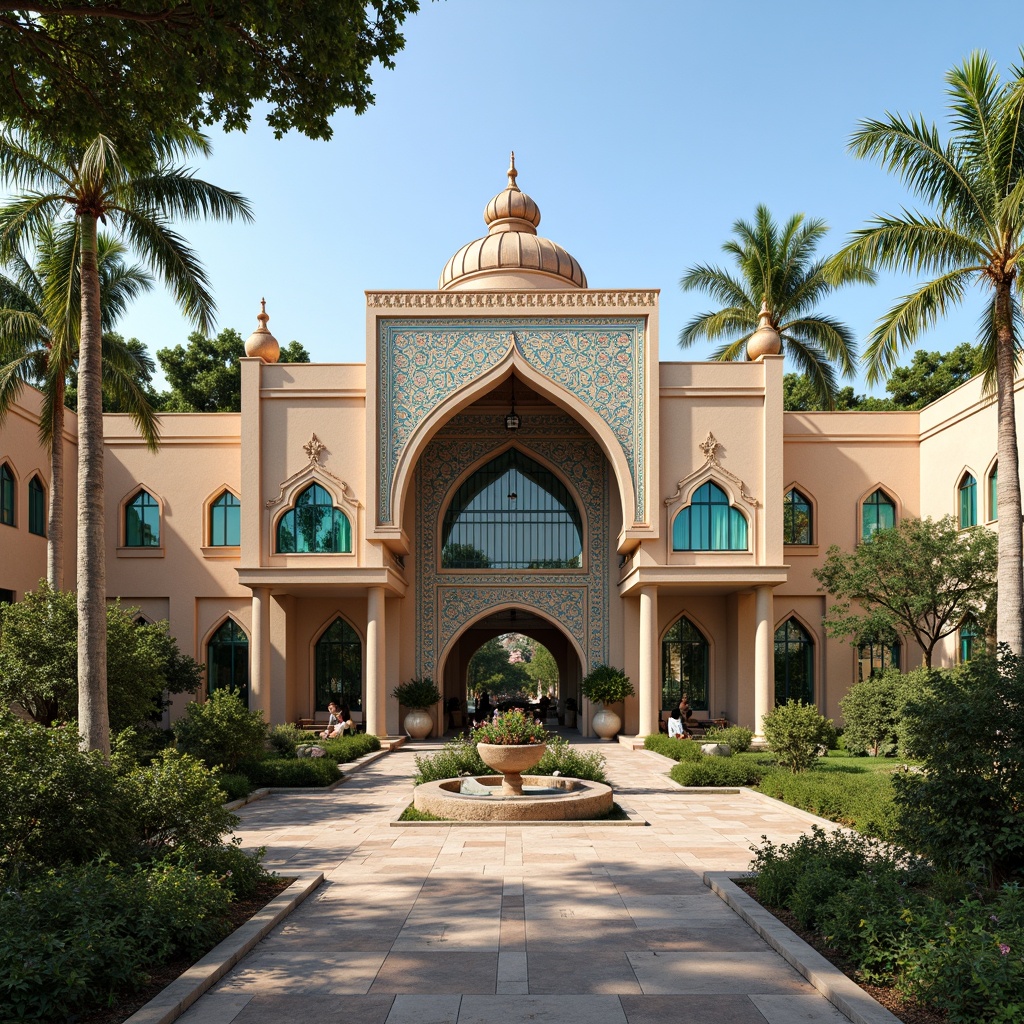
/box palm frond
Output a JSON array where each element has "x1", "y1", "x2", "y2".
[
  {"x1": 975, "y1": 293, "x2": 1024, "y2": 393},
  {"x1": 708, "y1": 335, "x2": 754, "y2": 362},
  {"x1": 838, "y1": 213, "x2": 988, "y2": 276},
  {"x1": 678, "y1": 263, "x2": 752, "y2": 310},
  {"x1": 778, "y1": 335, "x2": 840, "y2": 410},
  {"x1": 782, "y1": 315, "x2": 858, "y2": 377},
  {"x1": 126, "y1": 170, "x2": 254, "y2": 224},
  {"x1": 679, "y1": 308, "x2": 753, "y2": 348},
  {"x1": 99, "y1": 334, "x2": 161, "y2": 450},
  {"x1": 0, "y1": 195, "x2": 70, "y2": 260}
]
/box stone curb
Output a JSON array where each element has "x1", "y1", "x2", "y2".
[
  {"x1": 704, "y1": 872, "x2": 902, "y2": 1024},
  {"x1": 390, "y1": 806, "x2": 648, "y2": 827},
  {"x1": 121, "y1": 872, "x2": 323, "y2": 1024}
]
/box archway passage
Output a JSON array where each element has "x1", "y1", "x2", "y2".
[{"x1": 440, "y1": 607, "x2": 583, "y2": 732}]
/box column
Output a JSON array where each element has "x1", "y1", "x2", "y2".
[
  {"x1": 754, "y1": 585, "x2": 773, "y2": 741},
  {"x1": 365, "y1": 586, "x2": 387, "y2": 737},
  {"x1": 637, "y1": 586, "x2": 659, "y2": 736},
  {"x1": 250, "y1": 586, "x2": 271, "y2": 720}
]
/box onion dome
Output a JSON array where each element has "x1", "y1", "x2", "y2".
[
  {"x1": 439, "y1": 153, "x2": 587, "y2": 290},
  {"x1": 244, "y1": 298, "x2": 280, "y2": 362},
  {"x1": 746, "y1": 299, "x2": 782, "y2": 359}
]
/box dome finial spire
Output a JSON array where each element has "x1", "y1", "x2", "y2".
[
  {"x1": 245, "y1": 297, "x2": 280, "y2": 362},
  {"x1": 258, "y1": 296, "x2": 269, "y2": 327},
  {"x1": 507, "y1": 151, "x2": 519, "y2": 191}
]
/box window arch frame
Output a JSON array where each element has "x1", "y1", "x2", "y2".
[
  {"x1": 859, "y1": 485, "x2": 898, "y2": 543},
  {"x1": 0, "y1": 462, "x2": 16, "y2": 527},
  {"x1": 122, "y1": 487, "x2": 163, "y2": 551},
  {"x1": 205, "y1": 616, "x2": 250, "y2": 706},
  {"x1": 660, "y1": 613, "x2": 712, "y2": 713},
  {"x1": 671, "y1": 479, "x2": 750, "y2": 552},
  {"x1": 774, "y1": 615, "x2": 816, "y2": 706},
  {"x1": 274, "y1": 482, "x2": 353, "y2": 555},
  {"x1": 857, "y1": 639, "x2": 901, "y2": 680},
  {"x1": 783, "y1": 484, "x2": 815, "y2": 546},
  {"x1": 311, "y1": 614, "x2": 364, "y2": 713},
  {"x1": 986, "y1": 459, "x2": 998, "y2": 523},
  {"x1": 203, "y1": 486, "x2": 242, "y2": 554},
  {"x1": 28, "y1": 475, "x2": 46, "y2": 537},
  {"x1": 957, "y1": 469, "x2": 978, "y2": 529},
  {"x1": 438, "y1": 444, "x2": 587, "y2": 572}
]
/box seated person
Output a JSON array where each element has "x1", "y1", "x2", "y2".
[
  {"x1": 667, "y1": 707, "x2": 686, "y2": 739},
  {"x1": 320, "y1": 701, "x2": 353, "y2": 739}
]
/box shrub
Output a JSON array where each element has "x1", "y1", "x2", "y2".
[
  {"x1": 839, "y1": 667, "x2": 930, "y2": 756},
  {"x1": 702, "y1": 725, "x2": 754, "y2": 752},
  {"x1": 239, "y1": 757, "x2": 340, "y2": 788},
  {"x1": 762, "y1": 699, "x2": 834, "y2": 772},
  {"x1": 391, "y1": 677, "x2": 441, "y2": 709},
  {"x1": 168, "y1": 841, "x2": 270, "y2": 899},
  {"x1": 473, "y1": 708, "x2": 548, "y2": 745},
  {"x1": 581, "y1": 664, "x2": 634, "y2": 705},
  {"x1": 643, "y1": 733, "x2": 703, "y2": 761},
  {"x1": 413, "y1": 735, "x2": 487, "y2": 784},
  {"x1": 317, "y1": 733, "x2": 381, "y2": 762},
  {"x1": 217, "y1": 772, "x2": 254, "y2": 801},
  {"x1": 534, "y1": 736, "x2": 607, "y2": 782},
  {"x1": 173, "y1": 688, "x2": 267, "y2": 772},
  {"x1": 670, "y1": 757, "x2": 766, "y2": 787},
  {"x1": 267, "y1": 722, "x2": 310, "y2": 757}
]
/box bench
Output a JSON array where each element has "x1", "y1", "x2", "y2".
[{"x1": 296, "y1": 710, "x2": 364, "y2": 734}]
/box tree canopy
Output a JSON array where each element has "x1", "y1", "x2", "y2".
[
  {"x1": 813, "y1": 515, "x2": 997, "y2": 667},
  {"x1": 0, "y1": 1, "x2": 421, "y2": 147}
]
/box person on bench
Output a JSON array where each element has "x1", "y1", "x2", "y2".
[
  {"x1": 320, "y1": 701, "x2": 353, "y2": 739},
  {"x1": 667, "y1": 707, "x2": 686, "y2": 739}
]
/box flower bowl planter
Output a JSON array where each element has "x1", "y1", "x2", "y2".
[
  {"x1": 592, "y1": 706, "x2": 621, "y2": 740},
  {"x1": 476, "y1": 742, "x2": 547, "y2": 795},
  {"x1": 404, "y1": 708, "x2": 433, "y2": 739}
]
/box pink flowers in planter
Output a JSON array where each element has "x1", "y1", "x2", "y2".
[{"x1": 473, "y1": 708, "x2": 549, "y2": 746}]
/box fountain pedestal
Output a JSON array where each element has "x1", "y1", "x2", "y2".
[{"x1": 476, "y1": 742, "x2": 546, "y2": 795}]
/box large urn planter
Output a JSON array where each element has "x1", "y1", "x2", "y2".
[
  {"x1": 591, "y1": 705, "x2": 621, "y2": 741},
  {"x1": 477, "y1": 742, "x2": 547, "y2": 796},
  {"x1": 404, "y1": 708, "x2": 433, "y2": 739}
]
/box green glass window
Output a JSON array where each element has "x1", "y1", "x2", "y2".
[
  {"x1": 774, "y1": 618, "x2": 814, "y2": 705},
  {"x1": 0, "y1": 464, "x2": 14, "y2": 526},
  {"x1": 783, "y1": 488, "x2": 813, "y2": 544},
  {"x1": 315, "y1": 617, "x2": 362, "y2": 712},
  {"x1": 861, "y1": 489, "x2": 895, "y2": 541},
  {"x1": 441, "y1": 449, "x2": 583, "y2": 569},
  {"x1": 673, "y1": 481, "x2": 748, "y2": 551},
  {"x1": 207, "y1": 619, "x2": 249, "y2": 705},
  {"x1": 960, "y1": 618, "x2": 981, "y2": 662},
  {"x1": 125, "y1": 489, "x2": 160, "y2": 547},
  {"x1": 276, "y1": 483, "x2": 351, "y2": 553},
  {"x1": 857, "y1": 641, "x2": 900, "y2": 680},
  {"x1": 210, "y1": 490, "x2": 240, "y2": 546},
  {"x1": 28, "y1": 476, "x2": 45, "y2": 536},
  {"x1": 661, "y1": 616, "x2": 709, "y2": 711},
  {"x1": 989, "y1": 464, "x2": 998, "y2": 521},
  {"x1": 958, "y1": 473, "x2": 977, "y2": 528}
]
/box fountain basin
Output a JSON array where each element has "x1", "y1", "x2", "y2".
[{"x1": 413, "y1": 775, "x2": 613, "y2": 822}]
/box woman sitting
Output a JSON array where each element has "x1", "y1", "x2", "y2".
[
  {"x1": 320, "y1": 701, "x2": 353, "y2": 739},
  {"x1": 667, "y1": 707, "x2": 686, "y2": 739}
]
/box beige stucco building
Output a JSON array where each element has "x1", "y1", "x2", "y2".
[{"x1": 1, "y1": 161, "x2": 1017, "y2": 738}]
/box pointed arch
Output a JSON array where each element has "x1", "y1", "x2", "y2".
[
  {"x1": 669, "y1": 479, "x2": 749, "y2": 551},
  {"x1": 773, "y1": 614, "x2": 816, "y2": 705},
  {"x1": 857, "y1": 483, "x2": 901, "y2": 543},
  {"x1": 660, "y1": 612, "x2": 713, "y2": 712},
  {"x1": 986, "y1": 456, "x2": 998, "y2": 522},
  {"x1": 957, "y1": 467, "x2": 978, "y2": 528},
  {"x1": 274, "y1": 482, "x2": 353, "y2": 554},
  {"x1": 204, "y1": 615, "x2": 250, "y2": 705},
  {"x1": 0, "y1": 461, "x2": 16, "y2": 527},
  {"x1": 310, "y1": 613, "x2": 364, "y2": 713},
  {"x1": 202, "y1": 484, "x2": 241, "y2": 548},
  {"x1": 782, "y1": 481, "x2": 816, "y2": 546},
  {"x1": 119, "y1": 484, "x2": 164, "y2": 552}
]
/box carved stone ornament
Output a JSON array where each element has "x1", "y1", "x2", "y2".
[
  {"x1": 265, "y1": 434, "x2": 356, "y2": 509},
  {"x1": 665, "y1": 431, "x2": 761, "y2": 509},
  {"x1": 303, "y1": 432, "x2": 327, "y2": 465},
  {"x1": 365, "y1": 289, "x2": 658, "y2": 309}
]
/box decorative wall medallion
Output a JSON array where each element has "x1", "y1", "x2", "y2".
[
  {"x1": 303, "y1": 433, "x2": 327, "y2": 465},
  {"x1": 664, "y1": 431, "x2": 761, "y2": 510},
  {"x1": 265, "y1": 434, "x2": 359, "y2": 510}
]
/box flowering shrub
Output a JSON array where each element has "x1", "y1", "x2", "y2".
[{"x1": 472, "y1": 708, "x2": 548, "y2": 746}]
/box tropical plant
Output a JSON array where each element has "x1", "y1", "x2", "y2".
[
  {"x1": 472, "y1": 708, "x2": 548, "y2": 746},
  {"x1": 581, "y1": 664, "x2": 634, "y2": 706},
  {"x1": 0, "y1": 221, "x2": 156, "y2": 588},
  {"x1": 834, "y1": 51, "x2": 1024, "y2": 654},
  {"x1": 679, "y1": 204, "x2": 875, "y2": 408},
  {"x1": 391, "y1": 677, "x2": 441, "y2": 709},
  {"x1": 0, "y1": 127, "x2": 252, "y2": 755}
]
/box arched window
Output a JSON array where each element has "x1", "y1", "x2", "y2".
[
  {"x1": 774, "y1": 618, "x2": 814, "y2": 705},
  {"x1": 958, "y1": 473, "x2": 977, "y2": 528},
  {"x1": 989, "y1": 464, "x2": 998, "y2": 521},
  {"x1": 207, "y1": 619, "x2": 249, "y2": 705},
  {"x1": 441, "y1": 449, "x2": 583, "y2": 569},
  {"x1": 783, "y1": 488, "x2": 813, "y2": 545},
  {"x1": 276, "y1": 483, "x2": 351, "y2": 553},
  {"x1": 125, "y1": 489, "x2": 160, "y2": 547},
  {"x1": 0, "y1": 463, "x2": 14, "y2": 526},
  {"x1": 673, "y1": 481, "x2": 748, "y2": 551},
  {"x1": 857, "y1": 641, "x2": 901, "y2": 680},
  {"x1": 315, "y1": 618, "x2": 362, "y2": 712},
  {"x1": 861, "y1": 489, "x2": 896, "y2": 541},
  {"x1": 662, "y1": 616, "x2": 709, "y2": 711},
  {"x1": 210, "y1": 490, "x2": 240, "y2": 546},
  {"x1": 960, "y1": 617, "x2": 981, "y2": 662},
  {"x1": 28, "y1": 476, "x2": 45, "y2": 536}
]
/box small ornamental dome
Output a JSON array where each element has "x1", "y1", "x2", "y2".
[
  {"x1": 746, "y1": 300, "x2": 782, "y2": 359},
  {"x1": 244, "y1": 298, "x2": 280, "y2": 363},
  {"x1": 439, "y1": 152, "x2": 587, "y2": 291}
]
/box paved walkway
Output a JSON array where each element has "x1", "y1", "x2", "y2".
[{"x1": 178, "y1": 739, "x2": 854, "y2": 1024}]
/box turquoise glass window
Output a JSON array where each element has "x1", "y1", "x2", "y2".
[
  {"x1": 210, "y1": 490, "x2": 241, "y2": 546},
  {"x1": 958, "y1": 473, "x2": 977, "y2": 528},
  {"x1": 125, "y1": 489, "x2": 160, "y2": 547},
  {"x1": 861, "y1": 489, "x2": 896, "y2": 541},
  {"x1": 783, "y1": 488, "x2": 813, "y2": 544},
  {"x1": 661, "y1": 616, "x2": 709, "y2": 711},
  {"x1": 28, "y1": 476, "x2": 45, "y2": 536},
  {"x1": 857, "y1": 641, "x2": 901, "y2": 680},
  {"x1": 0, "y1": 464, "x2": 13, "y2": 526},
  {"x1": 276, "y1": 483, "x2": 351, "y2": 553},
  {"x1": 960, "y1": 618, "x2": 981, "y2": 662},
  {"x1": 673, "y1": 482, "x2": 748, "y2": 551},
  {"x1": 207, "y1": 619, "x2": 249, "y2": 705},
  {"x1": 774, "y1": 619, "x2": 814, "y2": 705},
  {"x1": 989, "y1": 464, "x2": 998, "y2": 521},
  {"x1": 315, "y1": 618, "x2": 362, "y2": 712}
]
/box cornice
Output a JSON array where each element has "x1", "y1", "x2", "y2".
[{"x1": 365, "y1": 289, "x2": 658, "y2": 309}]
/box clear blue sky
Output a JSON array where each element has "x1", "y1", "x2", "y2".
[{"x1": 110, "y1": 0, "x2": 1024, "y2": 394}]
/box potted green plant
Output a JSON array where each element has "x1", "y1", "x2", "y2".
[
  {"x1": 392, "y1": 677, "x2": 441, "y2": 739},
  {"x1": 473, "y1": 708, "x2": 549, "y2": 795},
  {"x1": 581, "y1": 665, "x2": 634, "y2": 740}
]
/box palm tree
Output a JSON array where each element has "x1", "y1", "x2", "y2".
[
  {"x1": 0, "y1": 221, "x2": 157, "y2": 589},
  {"x1": 835, "y1": 51, "x2": 1024, "y2": 654},
  {"x1": 0, "y1": 128, "x2": 252, "y2": 754},
  {"x1": 679, "y1": 204, "x2": 875, "y2": 409}
]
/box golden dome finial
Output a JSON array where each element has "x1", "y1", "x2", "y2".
[
  {"x1": 747, "y1": 298, "x2": 782, "y2": 360},
  {"x1": 245, "y1": 298, "x2": 280, "y2": 363},
  {"x1": 507, "y1": 151, "x2": 518, "y2": 190},
  {"x1": 258, "y1": 296, "x2": 269, "y2": 327}
]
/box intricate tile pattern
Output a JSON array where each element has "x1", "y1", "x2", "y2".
[
  {"x1": 378, "y1": 317, "x2": 645, "y2": 524},
  {"x1": 415, "y1": 412, "x2": 609, "y2": 678}
]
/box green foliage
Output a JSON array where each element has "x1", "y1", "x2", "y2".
[
  {"x1": 391, "y1": 677, "x2": 441, "y2": 709},
  {"x1": 0, "y1": 2, "x2": 421, "y2": 146},
  {"x1": 168, "y1": 842, "x2": 270, "y2": 900},
  {"x1": 892, "y1": 651, "x2": 1024, "y2": 884},
  {"x1": 399, "y1": 804, "x2": 444, "y2": 821},
  {"x1": 762, "y1": 700, "x2": 834, "y2": 773},
  {"x1": 267, "y1": 722, "x2": 312, "y2": 757},
  {"x1": 643, "y1": 733, "x2": 703, "y2": 761},
  {"x1": 838, "y1": 667, "x2": 926, "y2": 756},
  {"x1": 533, "y1": 736, "x2": 607, "y2": 783},
  {"x1": 524, "y1": 641, "x2": 559, "y2": 694},
  {"x1": 0, "y1": 584, "x2": 203, "y2": 729},
  {"x1": 216, "y1": 773, "x2": 254, "y2": 801},
  {"x1": 467, "y1": 637, "x2": 530, "y2": 695},
  {"x1": 239, "y1": 757, "x2": 340, "y2": 788},
  {"x1": 317, "y1": 733, "x2": 381, "y2": 762},
  {"x1": 581, "y1": 664, "x2": 634, "y2": 705},
  {"x1": 670, "y1": 756, "x2": 766, "y2": 787},
  {"x1": 413, "y1": 735, "x2": 487, "y2": 784},
  {"x1": 472, "y1": 708, "x2": 548, "y2": 745},
  {"x1": 702, "y1": 725, "x2": 754, "y2": 752},
  {"x1": 173, "y1": 688, "x2": 268, "y2": 772},
  {"x1": 814, "y1": 516, "x2": 997, "y2": 668},
  {"x1": 440, "y1": 542, "x2": 491, "y2": 568}
]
